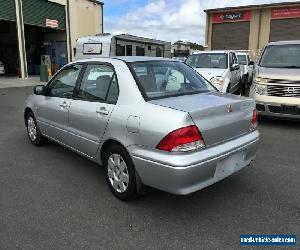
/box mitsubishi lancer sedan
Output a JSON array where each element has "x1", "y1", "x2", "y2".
[{"x1": 24, "y1": 57, "x2": 259, "y2": 201}]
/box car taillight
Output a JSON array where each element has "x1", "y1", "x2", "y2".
[
  {"x1": 251, "y1": 109, "x2": 258, "y2": 130},
  {"x1": 156, "y1": 125, "x2": 205, "y2": 152}
]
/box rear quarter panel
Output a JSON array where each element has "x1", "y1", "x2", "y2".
[{"x1": 102, "y1": 102, "x2": 194, "y2": 151}]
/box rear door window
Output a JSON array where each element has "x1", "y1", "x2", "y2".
[{"x1": 76, "y1": 64, "x2": 119, "y2": 103}]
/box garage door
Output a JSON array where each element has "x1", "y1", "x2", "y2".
[
  {"x1": 270, "y1": 19, "x2": 300, "y2": 42},
  {"x1": 212, "y1": 22, "x2": 250, "y2": 50},
  {"x1": 0, "y1": 0, "x2": 16, "y2": 21},
  {"x1": 23, "y1": 0, "x2": 66, "y2": 30}
]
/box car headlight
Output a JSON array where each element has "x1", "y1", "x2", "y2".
[
  {"x1": 210, "y1": 76, "x2": 224, "y2": 85},
  {"x1": 253, "y1": 84, "x2": 268, "y2": 95},
  {"x1": 254, "y1": 77, "x2": 268, "y2": 84}
]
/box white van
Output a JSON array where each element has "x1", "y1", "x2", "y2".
[{"x1": 75, "y1": 33, "x2": 171, "y2": 60}]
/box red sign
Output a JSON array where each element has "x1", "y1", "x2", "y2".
[
  {"x1": 272, "y1": 7, "x2": 300, "y2": 19},
  {"x1": 46, "y1": 19, "x2": 59, "y2": 28},
  {"x1": 212, "y1": 11, "x2": 251, "y2": 23}
]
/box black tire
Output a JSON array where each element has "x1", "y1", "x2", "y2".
[
  {"x1": 26, "y1": 112, "x2": 45, "y2": 146},
  {"x1": 103, "y1": 144, "x2": 138, "y2": 201}
]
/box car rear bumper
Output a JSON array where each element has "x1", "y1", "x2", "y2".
[{"x1": 129, "y1": 131, "x2": 259, "y2": 195}]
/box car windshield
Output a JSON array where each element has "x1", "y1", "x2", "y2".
[
  {"x1": 259, "y1": 44, "x2": 300, "y2": 68},
  {"x1": 185, "y1": 53, "x2": 228, "y2": 69},
  {"x1": 129, "y1": 61, "x2": 216, "y2": 100},
  {"x1": 237, "y1": 55, "x2": 247, "y2": 65}
]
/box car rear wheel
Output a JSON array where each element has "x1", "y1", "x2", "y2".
[
  {"x1": 26, "y1": 112, "x2": 45, "y2": 146},
  {"x1": 103, "y1": 145, "x2": 138, "y2": 201}
]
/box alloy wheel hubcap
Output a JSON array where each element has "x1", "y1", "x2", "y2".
[
  {"x1": 27, "y1": 117, "x2": 37, "y2": 141},
  {"x1": 107, "y1": 154, "x2": 129, "y2": 193}
]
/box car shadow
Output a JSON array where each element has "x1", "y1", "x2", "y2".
[
  {"x1": 27, "y1": 134, "x2": 258, "y2": 216},
  {"x1": 45, "y1": 139, "x2": 249, "y2": 202},
  {"x1": 258, "y1": 116, "x2": 300, "y2": 129}
]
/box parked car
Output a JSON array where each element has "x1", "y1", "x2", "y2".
[
  {"x1": 24, "y1": 57, "x2": 259, "y2": 200},
  {"x1": 236, "y1": 51, "x2": 255, "y2": 84},
  {"x1": 186, "y1": 51, "x2": 242, "y2": 94},
  {"x1": 236, "y1": 51, "x2": 255, "y2": 94},
  {"x1": 0, "y1": 60, "x2": 5, "y2": 75},
  {"x1": 252, "y1": 40, "x2": 300, "y2": 119}
]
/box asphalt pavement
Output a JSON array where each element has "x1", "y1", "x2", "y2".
[{"x1": 0, "y1": 86, "x2": 299, "y2": 250}]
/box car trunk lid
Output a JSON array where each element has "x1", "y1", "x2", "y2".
[{"x1": 149, "y1": 92, "x2": 255, "y2": 147}]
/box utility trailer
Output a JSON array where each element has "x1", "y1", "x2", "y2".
[{"x1": 75, "y1": 33, "x2": 171, "y2": 60}]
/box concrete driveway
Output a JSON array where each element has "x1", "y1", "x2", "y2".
[
  {"x1": 0, "y1": 76, "x2": 41, "y2": 89},
  {"x1": 0, "y1": 86, "x2": 299, "y2": 250}
]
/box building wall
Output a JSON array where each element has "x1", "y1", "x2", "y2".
[
  {"x1": 204, "y1": 15, "x2": 212, "y2": 50},
  {"x1": 205, "y1": 3, "x2": 300, "y2": 56},
  {"x1": 259, "y1": 9, "x2": 271, "y2": 51},
  {"x1": 69, "y1": 0, "x2": 103, "y2": 58},
  {"x1": 248, "y1": 9, "x2": 260, "y2": 52},
  {"x1": 49, "y1": 0, "x2": 103, "y2": 60}
]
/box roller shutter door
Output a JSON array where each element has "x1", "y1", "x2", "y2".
[
  {"x1": 212, "y1": 22, "x2": 250, "y2": 50},
  {"x1": 0, "y1": 0, "x2": 16, "y2": 21},
  {"x1": 23, "y1": 0, "x2": 66, "y2": 30},
  {"x1": 270, "y1": 19, "x2": 300, "y2": 42}
]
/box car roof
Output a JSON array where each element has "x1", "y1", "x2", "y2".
[
  {"x1": 111, "y1": 56, "x2": 174, "y2": 62},
  {"x1": 235, "y1": 52, "x2": 247, "y2": 55},
  {"x1": 192, "y1": 50, "x2": 232, "y2": 54},
  {"x1": 74, "y1": 56, "x2": 176, "y2": 64},
  {"x1": 267, "y1": 40, "x2": 300, "y2": 46}
]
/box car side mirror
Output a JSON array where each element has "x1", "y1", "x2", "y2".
[
  {"x1": 248, "y1": 61, "x2": 254, "y2": 66},
  {"x1": 34, "y1": 85, "x2": 45, "y2": 95},
  {"x1": 230, "y1": 64, "x2": 240, "y2": 71}
]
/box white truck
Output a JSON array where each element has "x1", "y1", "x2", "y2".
[
  {"x1": 186, "y1": 50, "x2": 242, "y2": 94},
  {"x1": 236, "y1": 51, "x2": 255, "y2": 87},
  {"x1": 75, "y1": 33, "x2": 171, "y2": 60}
]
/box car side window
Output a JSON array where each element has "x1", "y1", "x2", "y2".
[
  {"x1": 77, "y1": 64, "x2": 119, "y2": 103},
  {"x1": 48, "y1": 64, "x2": 82, "y2": 98}
]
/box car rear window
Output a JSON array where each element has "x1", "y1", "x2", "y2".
[{"x1": 128, "y1": 60, "x2": 216, "y2": 100}]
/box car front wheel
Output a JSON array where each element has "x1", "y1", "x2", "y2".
[
  {"x1": 26, "y1": 112, "x2": 45, "y2": 146},
  {"x1": 103, "y1": 145, "x2": 138, "y2": 201}
]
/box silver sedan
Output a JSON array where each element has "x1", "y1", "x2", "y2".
[{"x1": 24, "y1": 57, "x2": 259, "y2": 200}]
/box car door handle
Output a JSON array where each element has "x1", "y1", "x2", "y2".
[
  {"x1": 59, "y1": 102, "x2": 69, "y2": 109},
  {"x1": 96, "y1": 108, "x2": 109, "y2": 116}
]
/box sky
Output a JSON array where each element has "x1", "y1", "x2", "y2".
[{"x1": 101, "y1": 0, "x2": 296, "y2": 44}]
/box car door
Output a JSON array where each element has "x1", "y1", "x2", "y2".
[
  {"x1": 247, "y1": 54, "x2": 254, "y2": 80},
  {"x1": 228, "y1": 53, "x2": 236, "y2": 92},
  {"x1": 35, "y1": 64, "x2": 83, "y2": 144},
  {"x1": 67, "y1": 63, "x2": 119, "y2": 158},
  {"x1": 230, "y1": 53, "x2": 239, "y2": 91}
]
